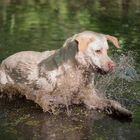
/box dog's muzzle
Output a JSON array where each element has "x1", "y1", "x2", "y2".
[{"x1": 93, "y1": 65, "x2": 114, "y2": 75}]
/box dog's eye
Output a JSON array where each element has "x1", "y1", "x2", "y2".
[{"x1": 95, "y1": 50, "x2": 101, "y2": 54}]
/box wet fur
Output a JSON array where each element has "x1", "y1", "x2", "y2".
[{"x1": 0, "y1": 31, "x2": 132, "y2": 118}]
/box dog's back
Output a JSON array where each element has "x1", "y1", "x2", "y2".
[{"x1": 0, "y1": 50, "x2": 55, "y2": 84}]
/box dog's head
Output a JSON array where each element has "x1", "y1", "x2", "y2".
[{"x1": 70, "y1": 31, "x2": 120, "y2": 74}]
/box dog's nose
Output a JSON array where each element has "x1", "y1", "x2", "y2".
[{"x1": 107, "y1": 61, "x2": 115, "y2": 71}]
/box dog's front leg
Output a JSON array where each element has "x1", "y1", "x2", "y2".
[{"x1": 83, "y1": 92, "x2": 132, "y2": 119}]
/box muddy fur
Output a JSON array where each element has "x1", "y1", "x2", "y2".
[
  {"x1": 0, "y1": 31, "x2": 132, "y2": 118},
  {"x1": 0, "y1": 67, "x2": 132, "y2": 118}
]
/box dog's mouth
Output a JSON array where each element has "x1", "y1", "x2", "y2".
[
  {"x1": 92, "y1": 65, "x2": 113, "y2": 75},
  {"x1": 86, "y1": 61, "x2": 114, "y2": 75},
  {"x1": 96, "y1": 68, "x2": 108, "y2": 75}
]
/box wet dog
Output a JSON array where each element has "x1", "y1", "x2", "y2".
[{"x1": 0, "y1": 31, "x2": 132, "y2": 118}]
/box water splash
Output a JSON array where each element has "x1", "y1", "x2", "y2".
[{"x1": 95, "y1": 51, "x2": 139, "y2": 106}]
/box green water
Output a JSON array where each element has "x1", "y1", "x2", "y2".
[{"x1": 0, "y1": 0, "x2": 140, "y2": 140}]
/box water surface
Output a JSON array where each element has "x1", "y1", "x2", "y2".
[{"x1": 0, "y1": 0, "x2": 140, "y2": 140}]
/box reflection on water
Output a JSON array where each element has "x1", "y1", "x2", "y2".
[{"x1": 0, "y1": 0, "x2": 140, "y2": 140}]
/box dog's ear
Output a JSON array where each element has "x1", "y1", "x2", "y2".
[
  {"x1": 63, "y1": 37, "x2": 79, "y2": 53},
  {"x1": 68, "y1": 39, "x2": 79, "y2": 53},
  {"x1": 75, "y1": 36, "x2": 94, "y2": 52},
  {"x1": 106, "y1": 35, "x2": 120, "y2": 48}
]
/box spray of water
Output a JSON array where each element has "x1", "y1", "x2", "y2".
[{"x1": 95, "y1": 51, "x2": 139, "y2": 106}]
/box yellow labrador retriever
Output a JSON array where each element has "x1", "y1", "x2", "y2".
[{"x1": 0, "y1": 31, "x2": 132, "y2": 118}]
